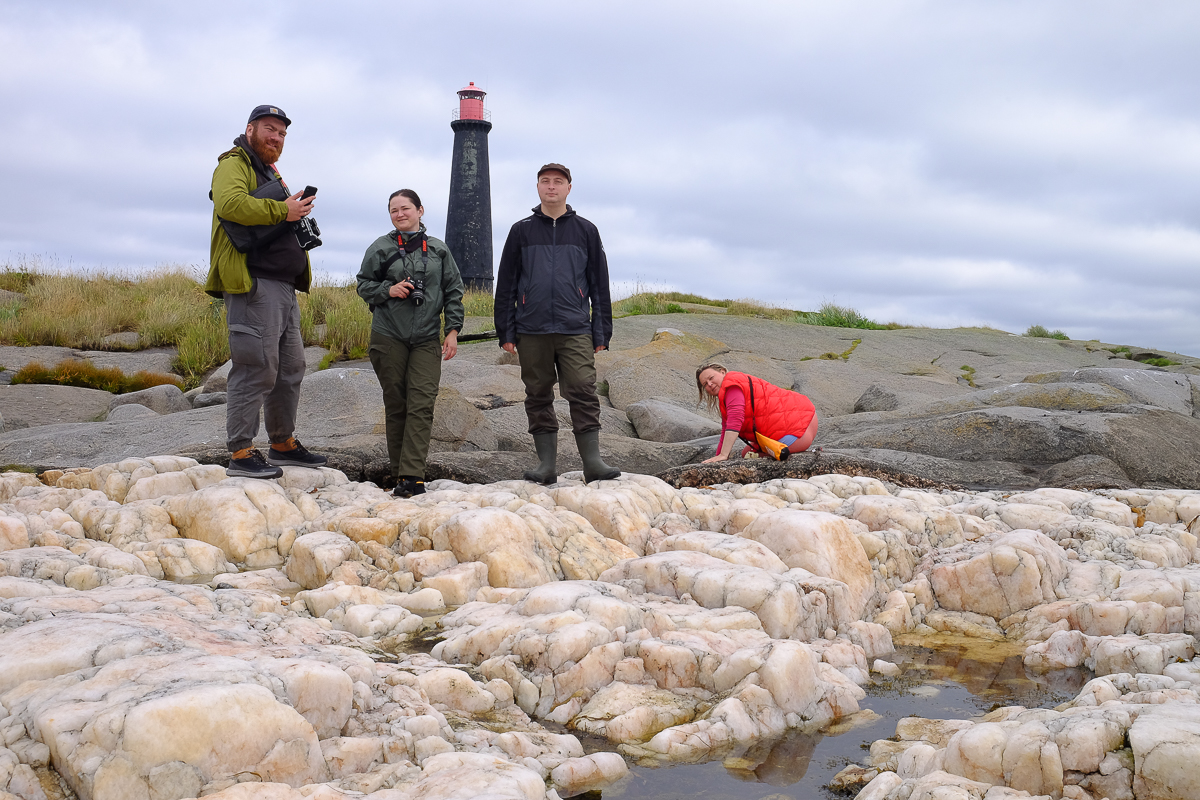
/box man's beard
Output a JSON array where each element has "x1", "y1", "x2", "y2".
[{"x1": 249, "y1": 129, "x2": 283, "y2": 164}]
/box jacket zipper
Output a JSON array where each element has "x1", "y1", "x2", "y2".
[{"x1": 551, "y1": 217, "x2": 557, "y2": 326}]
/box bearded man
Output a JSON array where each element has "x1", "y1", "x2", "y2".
[{"x1": 205, "y1": 105, "x2": 327, "y2": 478}]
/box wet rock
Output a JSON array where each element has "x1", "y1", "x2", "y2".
[{"x1": 550, "y1": 752, "x2": 628, "y2": 796}]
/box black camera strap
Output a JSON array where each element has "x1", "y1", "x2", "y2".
[{"x1": 392, "y1": 231, "x2": 429, "y2": 281}]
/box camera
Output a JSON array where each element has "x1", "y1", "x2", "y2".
[
  {"x1": 408, "y1": 278, "x2": 425, "y2": 306},
  {"x1": 292, "y1": 217, "x2": 322, "y2": 251}
]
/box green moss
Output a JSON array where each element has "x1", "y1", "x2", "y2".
[
  {"x1": 817, "y1": 338, "x2": 863, "y2": 362},
  {"x1": 960, "y1": 365, "x2": 977, "y2": 388},
  {"x1": 1138, "y1": 357, "x2": 1180, "y2": 367}
]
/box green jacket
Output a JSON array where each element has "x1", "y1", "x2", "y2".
[
  {"x1": 356, "y1": 226, "x2": 465, "y2": 345},
  {"x1": 205, "y1": 144, "x2": 312, "y2": 297}
]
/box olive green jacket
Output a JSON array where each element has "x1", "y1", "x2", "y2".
[
  {"x1": 205, "y1": 145, "x2": 312, "y2": 297},
  {"x1": 356, "y1": 226, "x2": 465, "y2": 345}
]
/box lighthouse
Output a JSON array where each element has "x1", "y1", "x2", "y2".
[{"x1": 445, "y1": 82, "x2": 493, "y2": 293}]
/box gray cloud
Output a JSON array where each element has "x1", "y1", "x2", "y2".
[{"x1": 1, "y1": 0, "x2": 1199, "y2": 353}]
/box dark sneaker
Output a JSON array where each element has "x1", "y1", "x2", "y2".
[
  {"x1": 267, "y1": 438, "x2": 328, "y2": 467},
  {"x1": 227, "y1": 448, "x2": 283, "y2": 479},
  {"x1": 393, "y1": 477, "x2": 426, "y2": 498}
]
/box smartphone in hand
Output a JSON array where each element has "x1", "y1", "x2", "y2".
[{"x1": 301, "y1": 185, "x2": 318, "y2": 199}]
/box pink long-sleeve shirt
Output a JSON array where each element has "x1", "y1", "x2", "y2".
[{"x1": 717, "y1": 386, "x2": 745, "y2": 451}]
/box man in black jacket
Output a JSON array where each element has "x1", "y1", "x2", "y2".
[{"x1": 494, "y1": 164, "x2": 620, "y2": 484}]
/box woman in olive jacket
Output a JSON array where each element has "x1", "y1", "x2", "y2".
[{"x1": 357, "y1": 189, "x2": 465, "y2": 497}]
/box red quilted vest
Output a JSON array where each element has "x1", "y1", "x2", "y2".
[{"x1": 717, "y1": 371, "x2": 816, "y2": 449}]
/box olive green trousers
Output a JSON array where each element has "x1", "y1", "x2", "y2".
[
  {"x1": 368, "y1": 330, "x2": 442, "y2": 479},
  {"x1": 516, "y1": 333, "x2": 602, "y2": 435}
]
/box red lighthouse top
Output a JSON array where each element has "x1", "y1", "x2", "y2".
[{"x1": 455, "y1": 82, "x2": 488, "y2": 121}]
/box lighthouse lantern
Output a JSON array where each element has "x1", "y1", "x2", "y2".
[{"x1": 456, "y1": 82, "x2": 488, "y2": 121}]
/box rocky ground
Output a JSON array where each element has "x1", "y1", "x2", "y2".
[
  {"x1": 4, "y1": 313, "x2": 1200, "y2": 491},
  {"x1": 0, "y1": 456, "x2": 1198, "y2": 799},
  {"x1": 4, "y1": 317, "x2": 1200, "y2": 799}
]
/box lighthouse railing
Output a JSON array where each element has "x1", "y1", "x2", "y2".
[{"x1": 452, "y1": 108, "x2": 492, "y2": 122}]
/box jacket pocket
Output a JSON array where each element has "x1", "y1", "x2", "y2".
[{"x1": 227, "y1": 323, "x2": 265, "y2": 366}]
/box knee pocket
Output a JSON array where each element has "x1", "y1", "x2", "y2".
[{"x1": 228, "y1": 324, "x2": 265, "y2": 366}]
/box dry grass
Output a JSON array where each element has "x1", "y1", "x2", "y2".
[
  {"x1": 12, "y1": 359, "x2": 182, "y2": 393},
  {"x1": 612, "y1": 291, "x2": 910, "y2": 330},
  {"x1": 0, "y1": 265, "x2": 212, "y2": 350},
  {"x1": 174, "y1": 299, "x2": 229, "y2": 386}
]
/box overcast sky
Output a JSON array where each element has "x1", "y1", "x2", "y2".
[{"x1": 2, "y1": 1, "x2": 1199, "y2": 353}]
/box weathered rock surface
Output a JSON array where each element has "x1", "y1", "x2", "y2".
[
  {"x1": 109, "y1": 382, "x2": 191, "y2": 415},
  {"x1": 481, "y1": 399, "x2": 635, "y2": 450},
  {"x1": 106, "y1": 402, "x2": 159, "y2": 421},
  {"x1": 7, "y1": 316, "x2": 1200, "y2": 490},
  {"x1": 4, "y1": 453, "x2": 1200, "y2": 798},
  {"x1": 0, "y1": 344, "x2": 179, "y2": 376},
  {"x1": 626, "y1": 396, "x2": 721, "y2": 443},
  {"x1": 0, "y1": 384, "x2": 114, "y2": 428}
]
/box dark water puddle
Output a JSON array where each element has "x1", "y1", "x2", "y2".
[{"x1": 597, "y1": 638, "x2": 1093, "y2": 799}]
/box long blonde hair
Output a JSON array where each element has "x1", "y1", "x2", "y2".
[{"x1": 696, "y1": 362, "x2": 728, "y2": 410}]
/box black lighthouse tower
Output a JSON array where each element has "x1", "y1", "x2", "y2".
[{"x1": 445, "y1": 82, "x2": 493, "y2": 292}]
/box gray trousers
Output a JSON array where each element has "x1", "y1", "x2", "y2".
[
  {"x1": 368, "y1": 330, "x2": 442, "y2": 480},
  {"x1": 224, "y1": 278, "x2": 305, "y2": 451},
  {"x1": 517, "y1": 333, "x2": 602, "y2": 435}
]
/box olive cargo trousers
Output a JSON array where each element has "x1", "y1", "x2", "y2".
[
  {"x1": 517, "y1": 333, "x2": 602, "y2": 435},
  {"x1": 368, "y1": 330, "x2": 442, "y2": 480}
]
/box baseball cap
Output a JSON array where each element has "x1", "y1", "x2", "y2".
[
  {"x1": 537, "y1": 163, "x2": 571, "y2": 182},
  {"x1": 247, "y1": 105, "x2": 292, "y2": 127}
]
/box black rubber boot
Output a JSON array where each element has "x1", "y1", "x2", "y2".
[
  {"x1": 575, "y1": 429, "x2": 620, "y2": 483},
  {"x1": 523, "y1": 432, "x2": 558, "y2": 484}
]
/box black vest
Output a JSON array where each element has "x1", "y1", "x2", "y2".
[{"x1": 237, "y1": 135, "x2": 306, "y2": 285}]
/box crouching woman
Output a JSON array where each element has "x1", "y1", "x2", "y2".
[
  {"x1": 357, "y1": 189, "x2": 465, "y2": 497},
  {"x1": 695, "y1": 363, "x2": 818, "y2": 463}
]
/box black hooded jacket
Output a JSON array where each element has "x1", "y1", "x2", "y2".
[{"x1": 494, "y1": 205, "x2": 613, "y2": 348}]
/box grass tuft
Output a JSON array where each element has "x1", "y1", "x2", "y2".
[
  {"x1": 795, "y1": 303, "x2": 901, "y2": 330},
  {"x1": 174, "y1": 299, "x2": 229, "y2": 387},
  {"x1": 0, "y1": 266, "x2": 36, "y2": 293},
  {"x1": 462, "y1": 289, "x2": 494, "y2": 318},
  {"x1": 12, "y1": 359, "x2": 182, "y2": 394},
  {"x1": 1024, "y1": 324, "x2": 1069, "y2": 340}
]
